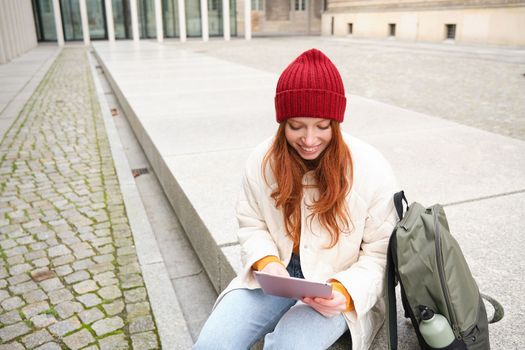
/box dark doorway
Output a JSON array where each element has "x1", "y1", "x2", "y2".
[
  {"x1": 163, "y1": 0, "x2": 180, "y2": 38},
  {"x1": 112, "y1": 0, "x2": 132, "y2": 39},
  {"x1": 86, "y1": 0, "x2": 108, "y2": 39},
  {"x1": 60, "y1": 0, "x2": 83, "y2": 40},
  {"x1": 32, "y1": 0, "x2": 58, "y2": 41},
  {"x1": 60, "y1": 0, "x2": 109, "y2": 41}
]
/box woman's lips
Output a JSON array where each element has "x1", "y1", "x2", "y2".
[{"x1": 299, "y1": 145, "x2": 320, "y2": 154}]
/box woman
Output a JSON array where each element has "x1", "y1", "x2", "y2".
[{"x1": 194, "y1": 48, "x2": 398, "y2": 350}]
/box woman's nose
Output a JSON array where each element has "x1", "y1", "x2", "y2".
[{"x1": 302, "y1": 129, "x2": 316, "y2": 145}]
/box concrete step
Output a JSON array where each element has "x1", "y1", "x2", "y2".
[{"x1": 91, "y1": 39, "x2": 523, "y2": 349}]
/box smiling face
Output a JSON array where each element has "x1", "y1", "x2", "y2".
[{"x1": 284, "y1": 117, "x2": 333, "y2": 160}]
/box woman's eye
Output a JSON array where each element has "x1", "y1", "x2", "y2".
[
  {"x1": 318, "y1": 125, "x2": 331, "y2": 130},
  {"x1": 289, "y1": 125, "x2": 301, "y2": 130}
]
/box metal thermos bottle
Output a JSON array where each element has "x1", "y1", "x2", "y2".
[{"x1": 419, "y1": 306, "x2": 456, "y2": 348}]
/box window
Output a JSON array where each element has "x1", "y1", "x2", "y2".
[
  {"x1": 41, "y1": 0, "x2": 52, "y2": 12},
  {"x1": 208, "y1": 0, "x2": 218, "y2": 11},
  {"x1": 445, "y1": 24, "x2": 456, "y2": 40},
  {"x1": 348, "y1": 23, "x2": 353, "y2": 35},
  {"x1": 295, "y1": 0, "x2": 306, "y2": 11},
  {"x1": 251, "y1": 0, "x2": 263, "y2": 11},
  {"x1": 389, "y1": 23, "x2": 396, "y2": 37}
]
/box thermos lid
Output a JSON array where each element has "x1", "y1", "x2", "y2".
[{"x1": 419, "y1": 306, "x2": 435, "y2": 321}]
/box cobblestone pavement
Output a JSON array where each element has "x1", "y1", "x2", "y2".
[
  {"x1": 167, "y1": 36, "x2": 525, "y2": 140},
  {"x1": 0, "y1": 48, "x2": 159, "y2": 349}
]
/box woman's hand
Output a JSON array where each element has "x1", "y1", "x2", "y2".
[
  {"x1": 260, "y1": 262, "x2": 289, "y2": 277},
  {"x1": 302, "y1": 290, "x2": 347, "y2": 318}
]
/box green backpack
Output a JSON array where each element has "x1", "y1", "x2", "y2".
[{"x1": 386, "y1": 191, "x2": 504, "y2": 350}]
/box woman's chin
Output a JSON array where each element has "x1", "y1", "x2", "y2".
[{"x1": 298, "y1": 151, "x2": 321, "y2": 160}]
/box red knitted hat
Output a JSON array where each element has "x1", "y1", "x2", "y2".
[{"x1": 275, "y1": 48, "x2": 346, "y2": 123}]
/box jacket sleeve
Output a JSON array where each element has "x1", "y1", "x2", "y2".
[
  {"x1": 236, "y1": 168, "x2": 281, "y2": 269},
  {"x1": 331, "y1": 160, "x2": 398, "y2": 322}
]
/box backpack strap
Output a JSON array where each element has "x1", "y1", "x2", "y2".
[
  {"x1": 481, "y1": 293, "x2": 505, "y2": 324},
  {"x1": 387, "y1": 191, "x2": 409, "y2": 350},
  {"x1": 393, "y1": 191, "x2": 408, "y2": 220},
  {"x1": 386, "y1": 232, "x2": 398, "y2": 350}
]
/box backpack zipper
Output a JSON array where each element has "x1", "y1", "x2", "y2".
[{"x1": 433, "y1": 207, "x2": 461, "y2": 339}]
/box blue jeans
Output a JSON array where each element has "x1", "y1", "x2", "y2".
[{"x1": 194, "y1": 254, "x2": 349, "y2": 350}]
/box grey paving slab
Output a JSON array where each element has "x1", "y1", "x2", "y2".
[
  {"x1": 444, "y1": 193, "x2": 525, "y2": 349},
  {"x1": 164, "y1": 36, "x2": 525, "y2": 141},
  {"x1": 344, "y1": 96, "x2": 525, "y2": 205},
  {"x1": 127, "y1": 85, "x2": 275, "y2": 119},
  {"x1": 121, "y1": 75, "x2": 275, "y2": 96},
  {"x1": 164, "y1": 149, "x2": 248, "y2": 247},
  {"x1": 140, "y1": 110, "x2": 276, "y2": 156},
  {"x1": 93, "y1": 38, "x2": 525, "y2": 348}
]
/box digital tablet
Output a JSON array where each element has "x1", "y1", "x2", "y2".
[{"x1": 254, "y1": 271, "x2": 333, "y2": 300}]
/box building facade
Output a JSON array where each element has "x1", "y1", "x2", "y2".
[
  {"x1": 2, "y1": 0, "x2": 525, "y2": 65},
  {"x1": 1, "y1": 0, "x2": 248, "y2": 64},
  {"x1": 322, "y1": 0, "x2": 525, "y2": 46},
  {"x1": 31, "y1": 0, "x2": 238, "y2": 42},
  {"x1": 250, "y1": 0, "x2": 325, "y2": 35},
  {"x1": 1, "y1": 0, "x2": 329, "y2": 65}
]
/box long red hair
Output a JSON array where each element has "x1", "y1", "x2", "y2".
[{"x1": 262, "y1": 120, "x2": 353, "y2": 248}]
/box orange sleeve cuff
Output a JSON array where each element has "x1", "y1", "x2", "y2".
[
  {"x1": 251, "y1": 255, "x2": 283, "y2": 271},
  {"x1": 330, "y1": 281, "x2": 355, "y2": 312}
]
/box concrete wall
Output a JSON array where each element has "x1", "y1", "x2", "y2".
[
  {"x1": 322, "y1": 1, "x2": 525, "y2": 47},
  {"x1": 0, "y1": 0, "x2": 39, "y2": 64}
]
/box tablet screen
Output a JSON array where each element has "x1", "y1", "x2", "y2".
[{"x1": 254, "y1": 271, "x2": 332, "y2": 300}]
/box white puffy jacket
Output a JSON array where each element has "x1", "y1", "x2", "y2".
[{"x1": 219, "y1": 133, "x2": 398, "y2": 350}]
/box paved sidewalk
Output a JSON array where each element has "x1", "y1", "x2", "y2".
[
  {"x1": 0, "y1": 48, "x2": 159, "y2": 349},
  {"x1": 0, "y1": 44, "x2": 60, "y2": 142}
]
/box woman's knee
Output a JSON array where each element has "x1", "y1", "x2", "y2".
[
  {"x1": 263, "y1": 303, "x2": 348, "y2": 350},
  {"x1": 194, "y1": 289, "x2": 289, "y2": 349}
]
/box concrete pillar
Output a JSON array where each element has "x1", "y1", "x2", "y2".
[
  {"x1": 79, "y1": 0, "x2": 90, "y2": 45},
  {"x1": 105, "y1": 0, "x2": 116, "y2": 42},
  {"x1": 0, "y1": 38, "x2": 6, "y2": 65},
  {"x1": 19, "y1": 0, "x2": 27, "y2": 52},
  {"x1": 307, "y1": 0, "x2": 311, "y2": 35},
  {"x1": 0, "y1": 0, "x2": 12, "y2": 62},
  {"x1": 177, "y1": 0, "x2": 186, "y2": 42},
  {"x1": 200, "y1": 0, "x2": 209, "y2": 41},
  {"x1": 26, "y1": 0, "x2": 38, "y2": 47},
  {"x1": 223, "y1": 0, "x2": 230, "y2": 40},
  {"x1": 11, "y1": 0, "x2": 22, "y2": 57},
  {"x1": 155, "y1": 0, "x2": 163, "y2": 42},
  {"x1": 5, "y1": 0, "x2": 16, "y2": 60},
  {"x1": 53, "y1": 0, "x2": 65, "y2": 46},
  {"x1": 0, "y1": 1, "x2": 7, "y2": 64},
  {"x1": 244, "y1": 0, "x2": 251, "y2": 40},
  {"x1": 8, "y1": 0, "x2": 17, "y2": 57},
  {"x1": 130, "y1": 0, "x2": 140, "y2": 41},
  {"x1": 22, "y1": 0, "x2": 31, "y2": 50}
]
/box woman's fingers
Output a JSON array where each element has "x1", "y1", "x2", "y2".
[
  {"x1": 311, "y1": 292, "x2": 346, "y2": 307},
  {"x1": 260, "y1": 262, "x2": 289, "y2": 277},
  {"x1": 302, "y1": 292, "x2": 347, "y2": 317},
  {"x1": 304, "y1": 300, "x2": 344, "y2": 317}
]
